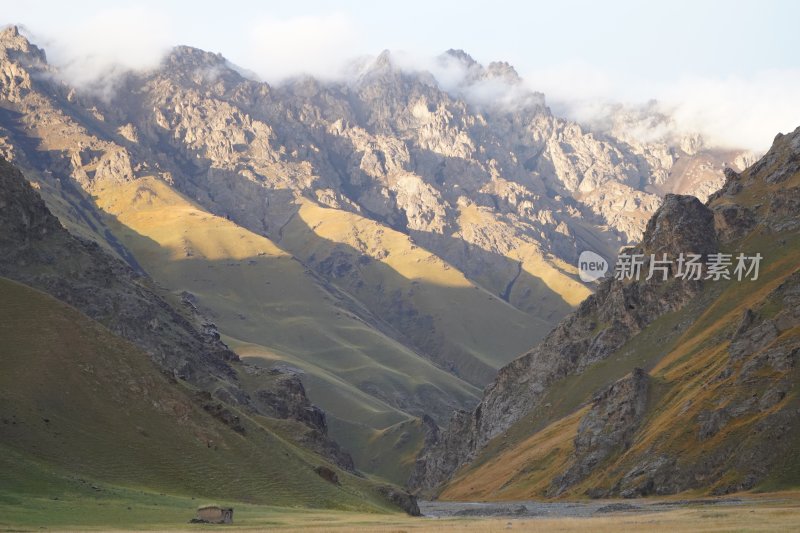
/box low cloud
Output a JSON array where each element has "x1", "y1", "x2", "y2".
[
  {"x1": 243, "y1": 13, "x2": 362, "y2": 82},
  {"x1": 374, "y1": 53, "x2": 800, "y2": 152},
  {"x1": 526, "y1": 63, "x2": 800, "y2": 151},
  {"x1": 659, "y1": 71, "x2": 800, "y2": 151},
  {"x1": 10, "y1": 9, "x2": 799, "y2": 152},
  {"x1": 383, "y1": 50, "x2": 545, "y2": 110},
  {"x1": 26, "y1": 6, "x2": 173, "y2": 99}
]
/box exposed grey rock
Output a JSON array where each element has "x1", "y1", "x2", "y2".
[
  {"x1": 697, "y1": 408, "x2": 729, "y2": 441},
  {"x1": 376, "y1": 485, "x2": 420, "y2": 516},
  {"x1": 314, "y1": 465, "x2": 340, "y2": 485},
  {"x1": 729, "y1": 320, "x2": 779, "y2": 361},
  {"x1": 617, "y1": 455, "x2": 680, "y2": 498},
  {"x1": 713, "y1": 204, "x2": 756, "y2": 242},
  {"x1": 640, "y1": 194, "x2": 718, "y2": 257},
  {"x1": 253, "y1": 371, "x2": 356, "y2": 471},
  {"x1": 549, "y1": 368, "x2": 650, "y2": 496}
]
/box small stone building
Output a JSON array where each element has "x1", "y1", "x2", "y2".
[{"x1": 194, "y1": 505, "x2": 234, "y2": 524}]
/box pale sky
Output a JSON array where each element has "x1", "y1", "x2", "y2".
[{"x1": 2, "y1": 0, "x2": 799, "y2": 150}]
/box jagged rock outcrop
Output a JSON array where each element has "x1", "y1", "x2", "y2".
[
  {"x1": 411, "y1": 194, "x2": 718, "y2": 492},
  {"x1": 549, "y1": 369, "x2": 649, "y2": 496},
  {"x1": 710, "y1": 130, "x2": 800, "y2": 236},
  {"x1": 250, "y1": 366, "x2": 356, "y2": 471},
  {"x1": 639, "y1": 194, "x2": 718, "y2": 256}
]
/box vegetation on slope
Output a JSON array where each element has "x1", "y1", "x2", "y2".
[
  {"x1": 91, "y1": 176, "x2": 487, "y2": 479},
  {"x1": 0, "y1": 276, "x2": 402, "y2": 517}
]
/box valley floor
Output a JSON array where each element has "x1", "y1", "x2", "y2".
[{"x1": 2, "y1": 491, "x2": 799, "y2": 532}]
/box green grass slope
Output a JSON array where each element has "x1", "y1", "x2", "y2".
[{"x1": 0, "y1": 276, "x2": 401, "y2": 520}]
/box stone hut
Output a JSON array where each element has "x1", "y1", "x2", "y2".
[{"x1": 193, "y1": 505, "x2": 234, "y2": 524}]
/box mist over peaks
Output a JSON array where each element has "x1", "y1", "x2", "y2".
[{"x1": 5, "y1": 15, "x2": 799, "y2": 152}]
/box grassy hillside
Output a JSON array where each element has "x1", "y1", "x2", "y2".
[
  {"x1": 0, "y1": 276, "x2": 400, "y2": 516},
  {"x1": 90, "y1": 177, "x2": 484, "y2": 478},
  {"x1": 280, "y1": 200, "x2": 556, "y2": 385},
  {"x1": 443, "y1": 202, "x2": 591, "y2": 316}
]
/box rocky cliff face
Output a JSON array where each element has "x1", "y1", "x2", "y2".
[
  {"x1": 548, "y1": 368, "x2": 650, "y2": 496},
  {"x1": 413, "y1": 126, "x2": 800, "y2": 498},
  {"x1": 0, "y1": 27, "x2": 752, "y2": 319}
]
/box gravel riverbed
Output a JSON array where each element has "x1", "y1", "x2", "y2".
[{"x1": 418, "y1": 497, "x2": 748, "y2": 518}]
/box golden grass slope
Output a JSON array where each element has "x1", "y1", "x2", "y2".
[
  {"x1": 280, "y1": 200, "x2": 554, "y2": 385},
  {"x1": 90, "y1": 176, "x2": 484, "y2": 478}
]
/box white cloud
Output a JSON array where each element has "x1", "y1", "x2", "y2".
[
  {"x1": 378, "y1": 50, "x2": 544, "y2": 110},
  {"x1": 659, "y1": 71, "x2": 800, "y2": 151},
  {"x1": 28, "y1": 6, "x2": 173, "y2": 99},
  {"x1": 524, "y1": 63, "x2": 800, "y2": 151},
  {"x1": 243, "y1": 13, "x2": 362, "y2": 82},
  {"x1": 344, "y1": 51, "x2": 800, "y2": 151}
]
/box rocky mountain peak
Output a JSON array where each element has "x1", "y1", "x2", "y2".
[
  {"x1": 438, "y1": 49, "x2": 522, "y2": 85},
  {"x1": 639, "y1": 194, "x2": 718, "y2": 257},
  {"x1": 356, "y1": 49, "x2": 425, "y2": 86},
  {"x1": 165, "y1": 45, "x2": 229, "y2": 70},
  {"x1": 0, "y1": 25, "x2": 25, "y2": 49},
  {"x1": 0, "y1": 24, "x2": 20, "y2": 41},
  {"x1": 158, "y1": 45, "x2": 244, "y2": 88},
  {"x1": 373, "y1": 49, "x2": 396, "y2": 70},
  {"x1": 485, "y1": 61, "x2": 521, "y2": 83},
  {"x1": 442, "y1": 48, "x2": 478, "y2": 67},
  {"x1": 0, "y1": 24, "x2": 47, "y2": 63}
]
